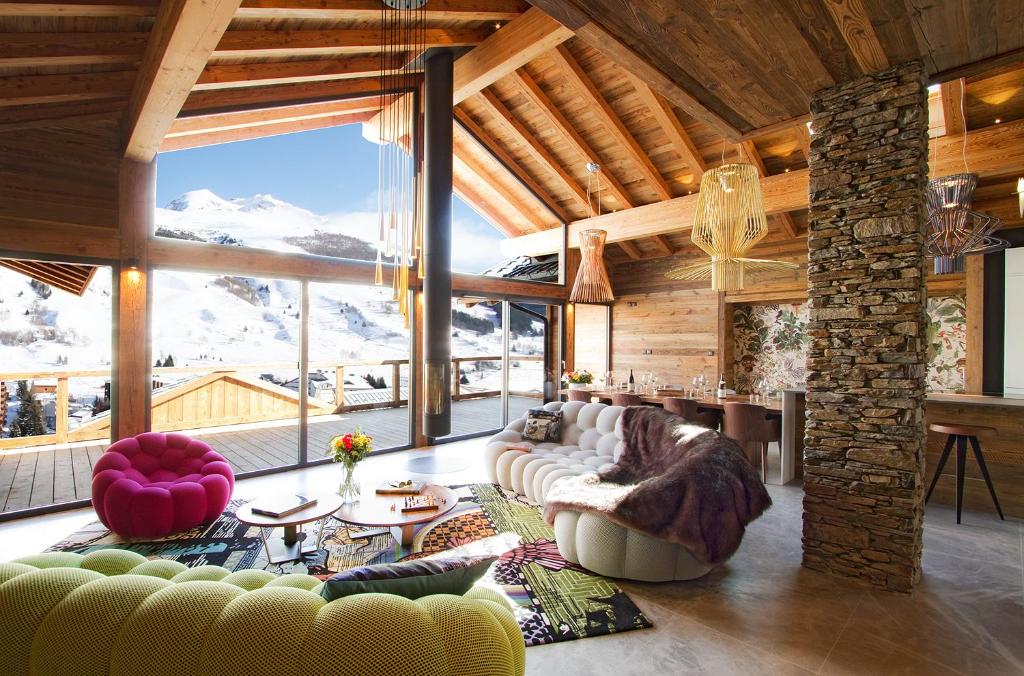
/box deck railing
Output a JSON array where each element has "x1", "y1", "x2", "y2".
[{"x1": 0, "y1": 354, "x2": 544, "y2": 450}]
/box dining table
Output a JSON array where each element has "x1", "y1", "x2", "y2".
[{"x1": 558, "y1": 388, "x2": 784, "y2": 414}]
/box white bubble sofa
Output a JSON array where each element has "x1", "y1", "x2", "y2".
[{"x1": 484, "y1": 401, "x2": 713, "y2": 582}]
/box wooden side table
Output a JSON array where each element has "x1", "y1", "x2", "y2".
[{"x1": 237, "y1": 494, "x2": 345, "y2": 564}]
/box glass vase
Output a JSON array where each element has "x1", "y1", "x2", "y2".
[{"x1": 338, "y1": 463, "x2": 361, "y2": 503}]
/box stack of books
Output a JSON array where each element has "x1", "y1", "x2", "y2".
[
  {"x1": 250, "y1": 494, "x2": 317, "y2": 518},
  {"x1": 376, "y1": 480, "x2": 425, "y2": 495}
]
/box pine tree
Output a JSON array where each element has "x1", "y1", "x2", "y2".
[
  {"x1": 164, "y1": 355, "x2": 174, "y2": 367},
  {"x1": 11, "y1": 380, "x2": 46, "y2": 437}
]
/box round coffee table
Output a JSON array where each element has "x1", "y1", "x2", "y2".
[
  {"x1": 237, "y1": 494, "x2": 344, "y2": 564},
  {"x1": 334, "y1": 484, "x2": 458, "y2": 556}
]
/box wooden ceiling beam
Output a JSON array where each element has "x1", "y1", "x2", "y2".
[
  {"x1": 454, "y1": 106, "x2": 572, "y2": 224},
  {"x1": 474, "y1": 88, "x2": 590, "y2": 213},
  {"x1": 823, "y1": 0, "x2": 890, "y2": 74},
  {"x1": 214, "y1": 27, "x2": 490, "y2": 59},
  {"x1": 796, "y1": 122, "x2": 812, "y2": 161},
  {"x1": 452, "y1": 173, "x2": 520, "y2": 238},
  {"x1": 181, "y1": 76, "x2": 390, "y2": 114},
  {"x1": 0, "y1": 2, "x2": 158, "y2": 17},
  {"x1": 509, "y1": 68, "x2": 633, "y2": 209},
  {"x1": 160, "y1": 109, "x2": 375, "y2": 151},
  {"x1": 236, "y1": 0, "x2": 527, "y2": 21},
  {"x1": 939, "y1": 78, "x2": 966, "y2": 137},
  {"x1": 0, "y1": 32, "x2": 147, "y2": 67},
  {"x1": 167, "y1": 97, "x2": 378, "y2": 137},
  {"x1": 124, "y1": 0, "x2": 242, "y2": 162},
  {"x1": 617, "y1": 240, "x2": 642, "y2": 260},
  {"x1": 195, "y1": 54, "x2": 408, "y2": 90},
  {"x1": 548, "y1": 44, "x2": 672, "y2": 201},
  {"x1": 624, "y1": 70, "x2": 705, "y2": 182},
  {"x1": 503, "y1": 118, "x2": 1024, "y2": 256},
  {"x1": 0, "y1": 70, "x2": 136, "y2": 106},
  {"x1": 651, "y1": 235, "x2": 675, "y2": 256},
  {"x1": 365, "y1": 7, "x2": 573, "y2": 143},
  {"x1": 454, "y1": 132, "x2": 549, "y2": 233}
]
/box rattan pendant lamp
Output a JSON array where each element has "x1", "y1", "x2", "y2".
[
  {"x1": 569, "y1": 163, "x2": 615, "y2": 303},
  {"x1": 665, "y1": 160, "x2": 796, "y2": 291}
]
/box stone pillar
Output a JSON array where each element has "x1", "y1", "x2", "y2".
[{"x1": 803, "y1": 61, "x2": 930, "y2": 593}]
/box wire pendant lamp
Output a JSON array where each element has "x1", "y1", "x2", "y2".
[
  {"x1": 569, "y1": 163, "x2": 614, "y2": 303},
  {"x1": 374, "y1": 0, "x2": 427, "y2": 327},
  {"x1": 925, "y1": 173, "x2": 1007, "y2": 273},
  {"x1": 666, "y1": 162, "x2": 796, "y2": 291}
]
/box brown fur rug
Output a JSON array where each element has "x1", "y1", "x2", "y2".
[{"x1": 543, "y1": 406, "x2": 772, "y2": 566}]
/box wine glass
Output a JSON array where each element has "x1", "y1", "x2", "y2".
[
  {"x1": 639, "y1": 372, "x2": 649, "y2": 395},
  {"x1": 605, "y1": 371, "x2": 615, "y2": 390},
  {"x1": 649, "y1": 373, "x2": 659, "y2": 393}
]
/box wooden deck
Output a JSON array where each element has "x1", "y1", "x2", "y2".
[{"x1": 0, "y1": 396, "x2": 538, "y2": 515}]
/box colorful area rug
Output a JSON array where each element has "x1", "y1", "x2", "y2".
[{"x1": 50, "y1": 483, "x2": 651, "y2": 645}]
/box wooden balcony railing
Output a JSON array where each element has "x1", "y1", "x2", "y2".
[{"x1": 0, "y1": 354, "x2": 544, "y2": 450}]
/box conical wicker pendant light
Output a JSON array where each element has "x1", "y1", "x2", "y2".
[
  {"x1": 569, "y1": 163, "x2": 614, "y2": 303},
  {"x1": 666, "y1": 162, "x2": 797, "y2": 291}
]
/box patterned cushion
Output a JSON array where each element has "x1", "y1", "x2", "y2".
[
  {"x1": 320, "y1": 556, "x2": 496, "y2": 601},
  {"x1": 522, "y1": 408, "x2": 562, "y2": 443}
]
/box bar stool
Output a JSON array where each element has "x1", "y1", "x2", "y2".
[
  {"x1": 567, "y1": 389, "x2": 593, "y2": 403},
  {"x1": 611, "y1": 392, "x2": 643, "y2": 407},
  {"x1": 662, "y1": 397, "x2": 721, "y2": 430},
  {"x1": 926, "y1": 422, "x2": 1004, "y2": 524},
  {"x1": 722, "y1": 402, "x2": 781, "y2": 483}
]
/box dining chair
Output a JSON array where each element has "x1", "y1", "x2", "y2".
[
  {"x1": 721, "y1": 402, "x2": 781, "y2": 483},
  {"x1": 567, "y1": 389, "x2": 593, "y2": 403},
  {"x1": 662, "y1": 397, "x2": 721, "y2": 430},
  {"x1": 611, "y1": 392, "x2": 643, "y2": 407}
]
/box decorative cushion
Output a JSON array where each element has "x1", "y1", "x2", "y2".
[
  {"x1": 522, "y1": 408, "x2": 563, "y2": 443},
  {"x1": 320, "y1": 556, "x2": 496, "y2": 602}
]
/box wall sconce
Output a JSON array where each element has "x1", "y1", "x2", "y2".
[
  {"x1": 1017, "y1": 177, "x2": 1023, "y2": 217},
  {"x1": 124, "y1": 258, "x2": 141, "y2": 284}
]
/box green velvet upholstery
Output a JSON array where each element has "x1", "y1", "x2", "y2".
[{"x1": 0, "y1": 550, "x2": 525, "y2": 676}]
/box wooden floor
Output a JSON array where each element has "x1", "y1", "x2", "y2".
[{"x1": 0, "y1": 396, "x2": 537, "y2": 515}]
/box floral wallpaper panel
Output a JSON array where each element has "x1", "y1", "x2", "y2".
[{"x1": 732, "y1": 295, "x2": 967, "y2": 394}]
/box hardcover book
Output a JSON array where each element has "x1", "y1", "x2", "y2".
[{"x1": 250, "y1": 494, "x2": 317, "y2": 519}]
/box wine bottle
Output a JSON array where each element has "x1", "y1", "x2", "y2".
[
  {"x1": 628, "y1": 369, "x2": 635, "y2": 393},
  {"x1": 716, "y1": 374, "x2": 727, "y2": 398}
]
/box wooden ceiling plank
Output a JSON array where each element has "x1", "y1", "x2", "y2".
[
  {"x1": 523, "y1": 0, "x2": 745, "y2": 140},
  {"x1": 0, "y1": 2, "x2": 158, "y2": 17},
  {"x1": 548, "y1": 44, "x2": 672, "y2": 201},
  {"x1": 823, "y1": 0, "x2": 890, "y2": 74},
  {"x1": 509, "y1": 68, "x2": 634, "y2": 209},
  {"x1": 624, "y1": 70, "x2": 705, "y2": 182},
  {"x1": 124, "y1": 0, "x2": 242, "y2": 162},
  {"x1": 502, "y1": 118, "x2": 1024, "y2": 256},
  {"x1": 454, "y1": 132, "x2": 548, "y2": 233},
  {"x1": 365, "y1": 7, "x2": 573, "y2": 143},
  {"x1": 214, "y1": 27, "x2": 490, "y2": 59},
  {"x1": 454, "y1": 106, "x2": 572, "y2": 223},
  {"x1": 236, "y1": 0, "x2": 527, "y2": 22},
  {"x1": 0, "y1": 70, "x2": 136, "y2": 107},
  {"x1": 474, "y1": 88, "x2": 590, "y2": 212},
  {"x1": 618, "y1": 240, "x2": 642, "y2": 260},
  {"x1": 939, "y1": 77, "x2": 966, "y2": 136},
  {"x1": 0, "y1": 32, "x2": 147, "y2": 67},
  {"x1": 160, "y1": 109, "x2": 375, "y2": 151},
  {"x1": 195, "y1": 54, "x2": 408, "y2": 90},
  {"x1": 651, "y1": 234, "x2": 675, "y2": 256}
]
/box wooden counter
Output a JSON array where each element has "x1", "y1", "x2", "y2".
[{"x1": 787, "y1": 390, "x2": 1024, "y2": 518}]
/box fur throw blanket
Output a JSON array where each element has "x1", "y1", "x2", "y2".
[{"x1": 543, "y1": 406, "x2": 772, "y2": 566}]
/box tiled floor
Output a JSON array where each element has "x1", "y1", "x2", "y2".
[{"x1": 1, "y1": 438, "x2": 1020, "y2": 675}]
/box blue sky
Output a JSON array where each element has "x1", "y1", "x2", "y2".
[{"x1": 155, "y1": 124, "x2": 506, "y2": 271}]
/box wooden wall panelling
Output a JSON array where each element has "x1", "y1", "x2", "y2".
[{"x1": 965, "y1": 255, "x2": 984, "y2": 394}]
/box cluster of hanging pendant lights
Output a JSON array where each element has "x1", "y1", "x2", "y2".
[
  {"x1": 373, "y1": 0, "x2": 427, "y2": 327},
  {"x1": 569, "y1": 163, "x2": 615, "y2": 304},
  {"x1": 926, "y1": 83, "x2": 1008, "y2": 273}
]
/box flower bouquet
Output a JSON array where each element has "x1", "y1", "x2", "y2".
[
  {"x1": 328, "y1": 427, "x2": 373, "y2": 502},
  {"x1": 563, "y1": 369, "x2": 594, "y2": 390}
]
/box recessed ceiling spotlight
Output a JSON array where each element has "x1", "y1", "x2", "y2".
[
  {"x1": 995, "y1": 118, "x2": 1002, "y2": 124},
  {"x1": 494, "y1": 22, "x2": 502, "y2": 30},
  {"x1": 784, "y1": 167, "x2": 791, "y2": 173}
]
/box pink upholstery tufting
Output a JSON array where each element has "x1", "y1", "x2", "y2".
[{"x1": 91, "y1": 432, "x2": 234, "y2": 539}]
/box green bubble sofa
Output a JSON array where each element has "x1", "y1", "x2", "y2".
[{"x1": 0, "y1": 549, "x2": 524, "y2": 676}]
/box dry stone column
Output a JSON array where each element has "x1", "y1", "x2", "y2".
[{"x1": 803, "y1": 61, "x2": 930, "y2": 593}]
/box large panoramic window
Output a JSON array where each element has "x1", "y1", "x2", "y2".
[
  {"x1": 151, "y1": 269, "x2": 301, "y2": 473},
  {"x1": 0, "y1": 260, "x2": 112, "y2": 515}
]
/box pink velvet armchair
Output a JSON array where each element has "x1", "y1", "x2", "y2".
[{"x1": 91, "y1": 432, "x2": 234, "y2": 539}]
